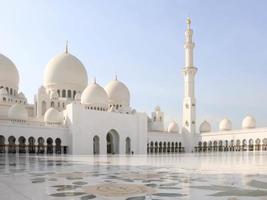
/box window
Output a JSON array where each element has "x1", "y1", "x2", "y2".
[{"x1": 51, "y1": 101, "x2": 55, "y2": 107}]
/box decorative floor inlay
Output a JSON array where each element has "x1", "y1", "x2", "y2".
[{"x1": 1, "y1": 153, "x2": 267, "y2": 199}]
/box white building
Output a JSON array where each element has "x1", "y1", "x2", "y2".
[{"x1": 0, "y1": 18, "x2": 266, "y2": 155}]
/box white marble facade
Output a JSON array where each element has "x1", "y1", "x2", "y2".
[{"x1": 0, "y1": 18, "x2": 265, "y2": 155}]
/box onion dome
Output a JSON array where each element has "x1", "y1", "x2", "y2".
[
  {"x1": 44, "y1": 108, "x2": 63, "y2": 124},
  {"x1": 43, "y1": 47, "x2": 88, "y2": 91},
  {"x1": 167, "y1": 121, "x2": 179, "y2": 133},
  {"x1": 199, "y1": 121, "x2": 211, "y2": 133},
  {"x1": 242, "y1": 115, "x2": 256, "y2": 129},
  {"x1": 8, "y1": 103, "x2": 28, "y2": 121},
  {"x1": 0, "y1": 54, "x2": 19, "y2": 89},
  {"x1": 219, "y1": 118, "x2": 232, "y2": 131},
  {"x1": 105, "y1": 77, "x2": 130, "y2": 107},
  {"x1": 81, "y1": 81, "x2": 108, "y2": 110}
]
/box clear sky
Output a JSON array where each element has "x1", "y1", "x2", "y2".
[{"x1": 0, "y1": 0, "x2": 267, "y2": 130}]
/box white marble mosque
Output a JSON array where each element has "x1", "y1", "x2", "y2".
[{"x1": 0, "y1": 18, "x2": 266, "y2": 156}]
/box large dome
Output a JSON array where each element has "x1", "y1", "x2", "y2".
[
  {"x1": 0, "y1": 54, "x2": 19, "y2": 88},
  {"x1": 44, "y1": 108, "x2": 63, "y2": 124},
  {"x1": 81, "y1": 82, "x2": 108, "y2": 108},
  {"x1": 8, "y1": 104, "x2": 28, "y2": 120},
  {"x1": 105, "y1": 78, "x2": 130, "y2": 107},
  {"x1": 43, "y1": 51, "x2": 88, "y2": 90},
  {"x1": 242, "y1": 115, "x2": 256, "y2": 129},
  {"x1": 199, "y1": 121, "x2": 211, "y2": 133},
  {"x1": 219, "y1": 118, "x2": 232, "y2": 131},
  {"x1": 167, "y1": 121, "x2": 179, "y2": 133}
]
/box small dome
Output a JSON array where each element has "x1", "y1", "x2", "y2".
[
  {"x1": 219, "y1": 118, "x2": 232, "y2": 131},
  {"x1": 43, "y1": 51, "x2": 88, "y2": 90},
  {"x1": 155, "y1": 105, "x2": 161, "y2": 111},
  {"x1": 105, "y1": 78, "x2": 130, "y2": 107},
  {"x1": 81, "y1": 82, "x2": 108, "y2": 107},
  {"x1": 199, "y1": 121, "x2": 211, "y2": 133},
  {"x1": 74, "y1": 92, "x2": 81, "y2": 101},
  {"x1": 18, "y1": 92, "x2": 26, "y2": 99},
  {"x1": 49, "y1": 90, "x2": 59, "y2": 99},
  {"x1": 0, "y1": 54, "x2": 19, "y2": 89},
  {"x1": 44, "y1": 108, "x2": 63, "y2": 124},
  {"x1": 0, "y1": 88, "x2": 7, "y2": 95},
  {"x1": 8, "y1": 104, "x2": 28, "y2": 120},
  {"x1": 167, "y1": 121, "x2": 179, "y2": 133},
  {"x1": 242, "y1": 115, "x2": 256, "y2": 129}
]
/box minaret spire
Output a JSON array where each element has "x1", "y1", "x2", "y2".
[
  {"x1": 65, "y1": 40, "x2": 69, "y2": 53},
  {"x1": 182, "y1": 18, "x2": 198, "y2": 138}
]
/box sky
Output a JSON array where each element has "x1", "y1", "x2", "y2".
[{"x1": 0, "y1": 0, "x2": 267, "y2": 131}]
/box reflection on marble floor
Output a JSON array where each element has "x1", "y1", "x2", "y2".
[{"x1": 1, "y1": 152, "x2": 267, "y2": 199}]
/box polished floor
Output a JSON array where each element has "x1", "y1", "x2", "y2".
[{"x1": 1, "y1": 152, "x2": 267, "y2": 199}]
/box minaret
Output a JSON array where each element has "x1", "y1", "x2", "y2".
[{"x1": 182, "y1": 17, "x2": 197, "y2": 135}]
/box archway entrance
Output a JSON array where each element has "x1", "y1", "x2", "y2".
[
  {"x1": 106, "y1": 130, "x2": 119, "y2": 154},
  {"x1": 93, "y1": 135, "x2": 100, "y2": 155},
  {"x1": 125, "y1": 137, "x2": 131, "y2": 154}
]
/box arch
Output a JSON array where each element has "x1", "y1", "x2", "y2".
[
  {"x1": 242, "y1": 139, "x2": 247, "y2": 151},
  {"x1": 18, "y1": 136, "x2": 26, "y2": 153},
  {"x1": 57, "y1": 89, "x2": 60, "y2": 97},
  {"x1": 41, "y1": 101, "x2": 46, "y2": 115},
  {"x1": 51, "y1": 101, "x2": 55, "y2": 107},
  {"x1": 62, "y1": 89, "x2": 66, "y2": 97},
  {"x1": 198, "y1": 141, "x2": 202, "y2": 152},
  {"x1": 224, "y1": 140, "x2": 229, "y2": 151},
  {"x1": 0, "y1": 135, "x2": 5, "y2": 153},
  {"x1": 37, "y1": 137, "x2": 45, "y2": 154},
  {"x1": 213, "y1": 141, "x2": 218, "y2": 151},
  {"x1": 93, "y1": 135, "x2": 100, "y2": 155},
  {"x1": 249, "y1": 139, "x2": 254, "y2": 151},
  {"x1": 67, "y1": 90, "x2": 71, "y2": 98},
  {"x1": 171, "y1": 142, "x2": 175, "y2": 153},
  {"x1": 28, "y1": 137, "x2": 35, "y2": 153},
  {"x1": 208, "y1": 141, "x2": 212, "y2": 151},
  {"x1": 167, "y1": 142, "x2": 171, "y2": 153},
  {"x1": 47, "y1": 137, "x2": 53, "y2": 154},
  {"x1": 235, "y1": 140, "x2": 241, "y2": 151},
  {"x1": 163, "y1": 142, "x2": 167, "y2": 153},
  {"x1": 10, "y1": 88, "x2": 13, "y2": 95},
  {"x1": 106, "y1": 130, "x2": 120, "y2": 154},
  {"x1": 73, "y1": 90, "x2": 76, "y2": 99},
  {"x1": 150, "y1": 141, "x2": 154, "y2": 153},
  {"x1": 203, "y1": 141, "x2": 207, "y2": 152},
  {"x1": 159, "y1": 142, "x2": 162, "y2": 153},
  {"x1": 255, "y1": 138, "x2": 261, "y2": 151},
  {"x1": 125, "y1": 137, "x2": 131, "y2": 154},
  {"x1": 262, "y1": 138, "x2": 267, "y2": 151},
  {"x1": 8, "y1": 136, "x2": 16, "y2": 153},
  {"x1": 55, "y1": 138, "x2": 62, "y2": 154}
]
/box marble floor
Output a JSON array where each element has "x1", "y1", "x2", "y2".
[{"x1": 1, "y1": 152, "x2": 267, "y2": 199}]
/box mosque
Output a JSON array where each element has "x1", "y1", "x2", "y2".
[{"x1": 0, "y1": 18, "x2": 266, "y2": 155}]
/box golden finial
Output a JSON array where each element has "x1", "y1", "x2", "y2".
[
  {"x1": 65, "y1": 40, "x2": 69, "y2": 53},
  {"x1": 186, "y1": 17, "x2": 191, "y2": 29}
]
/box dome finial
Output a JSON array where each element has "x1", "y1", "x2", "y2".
[
  {"x1": 186, "y1": 17, "x2": 191, "y2": 29},
  {"x1": 115, "y1": 72, "x2": 117, "y2": 80},
  {"x1": 65, "y1": 40, "x2": 69, "y2": 53}
]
